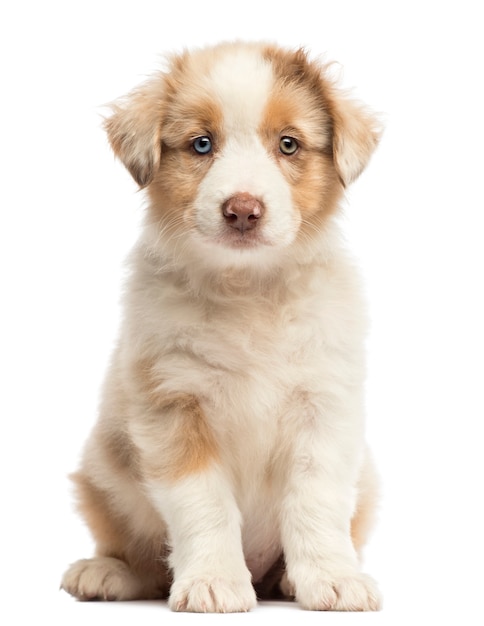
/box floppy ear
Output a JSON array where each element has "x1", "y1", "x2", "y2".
[
  {"x1": 327, "y1": 89, "x2": 382, "y2": 187},
  {"x1": 103, "y1": 78, "x2": 164, "y2": 187}
]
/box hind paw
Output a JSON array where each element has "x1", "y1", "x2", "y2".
[{"x1": 61, "y1": 557, "x2": 144, "y2": 601}]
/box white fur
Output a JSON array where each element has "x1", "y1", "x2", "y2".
[
  {"x1": 61, "y1": 42, "x2": 381, "y2": 613},
  {"x1": 208, "y1": 47, "x2": 274, "y2": 133},
  {"x1": 124, "y1": 231, "x2": 376, "y2": 610},
  {"x1": 191, "y1": 49, "x2": 299, "y2": 264},
  {"x1": 148, "y1": 469, "x2": 256, "y2": 612},
  {"x1": 193, "y1": 135, "x2": 299, "y2": 251}
]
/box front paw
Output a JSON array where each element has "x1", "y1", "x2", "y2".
[
  {"x1": 169, "y1": 575, "x2": 257, "y2": 613},
  {"x1": 293, "y1": 571, "x2": 381, "y2": 611}
]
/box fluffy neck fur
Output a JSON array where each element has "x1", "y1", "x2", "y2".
[{"x1": 135, "y1": 213, "x2": 346, "y2": 303}]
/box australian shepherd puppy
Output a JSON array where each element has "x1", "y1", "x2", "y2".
[{"x1": 61, "y1": 41, "x2": 382, "y2": 612}]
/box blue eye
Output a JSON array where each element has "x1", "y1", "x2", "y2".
[{"x1": 192, "y1": 136, "x2": 212, "y2": 154}]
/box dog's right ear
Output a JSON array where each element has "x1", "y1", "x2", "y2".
[{"x1": 104, "y1": 79, "x2": 164, "y2": 188}]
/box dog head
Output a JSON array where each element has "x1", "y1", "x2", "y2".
[{"x1": 105, "y1": 42, "x2": 380, "y2": 269}]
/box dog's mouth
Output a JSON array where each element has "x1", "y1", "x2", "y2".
[{"x1": 215, "y1": 227, "x2": 271, "y2": 250}]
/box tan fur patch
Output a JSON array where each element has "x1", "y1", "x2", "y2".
[
  {"x1": 71, "y1": 472, "x2": 170, "y2": 595},
  {"x1": 104, "y1": 78, "x2": 165, "y2": 187},
  {"x1": 163, "y1": 395, "x2": 219, "y2": 480},
  {"x1": 263, "y1": 43, "x2": 380, "y2": 188},
  {"x1": 351, "y1": 496, "x2": 376, "y2": 554},
  {"x1": 262, "y1": 46, "x2": 333, "y2": 152},
  {"x1": 319, "y1": 83, "x2": 381, "y2": 187},
  {"x1": 146, "y1": 95, "x2": 223, "y2": 227},
  {"x1": 72, "y1": 472, "x2": 128, "y2": 558},
  {"x1": 259, "y1": 49, "x2": 344, "y2": 233},
  {"x1": 130, "y1": 382, "x2": 219, "y2": 482},
  {"x1": 350, "y1": 457, "x2": 380, "y2": 555},
  {"x1": 132, "y1": 357, "x2": 165, "y2": 405}
]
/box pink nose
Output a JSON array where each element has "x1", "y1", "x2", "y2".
[{"x1": 222, "y1": 193, "x2": 264, "y2": 233}]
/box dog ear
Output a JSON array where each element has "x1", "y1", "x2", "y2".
[
  {"x1": 327, "y1": 90, "x2": 382, "y2": 187},
  {"x1": 104, "y1": 79, "x2": 164, "y2": 187}
]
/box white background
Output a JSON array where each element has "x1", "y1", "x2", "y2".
[{"x1": 1, "y1": 1, "x2": 483, "y2": 624}]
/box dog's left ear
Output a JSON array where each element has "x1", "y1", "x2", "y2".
[
  {"x1": 327, "y1": 90, "x2": 382, "y2": 187},
  {"x1": 103, "y1": 78, "x2": 164, "y2": 188}
]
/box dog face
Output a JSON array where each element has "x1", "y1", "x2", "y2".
[{"x1": 105, "y1": 43, "x2": 380, "y2": 269}]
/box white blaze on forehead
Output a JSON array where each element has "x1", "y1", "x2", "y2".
[
  {"x1": 208, "y1": 47, "x2": 274, "y2": 133},
  {"x1": 191, "y1": 46, "x2": 301, "y2": 258}
]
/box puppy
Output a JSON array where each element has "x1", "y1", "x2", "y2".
[{"x1": 61, "y1": 41, "x2": 382, "y2": 612}]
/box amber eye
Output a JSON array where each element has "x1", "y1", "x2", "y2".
[
  {"x1": 279, "y1": 136, "x2": 299, "y2": 155},
  {"x1": 192, "y1": 136, "x2": 212, "y2": 154}
]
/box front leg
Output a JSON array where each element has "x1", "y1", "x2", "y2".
[
  {"x1": 147, "y1": 467, "x2": 256, "y2": 612},
  {"x1": 280, "y1": 397, "x2": 381, "y2": 611},
  {"x1": 131, "y1": 394, "x2": 255, "y2": 613}
]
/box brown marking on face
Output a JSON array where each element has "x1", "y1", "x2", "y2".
[
  {"x1": 264, "y1": 45, "x2": 381, "y2": 187},
  {"x1": 262, "y1": 46, "x2": 333, "y2": 152},
  {"x1": 259, "y1": 47, "x2": 344, "y2": 239},
  {"x1": 147, "y1": 88, "x2": 224, "y2": 228},
  {"x1": 263, "y1": 44, "x2": 380, "y2": 189}
]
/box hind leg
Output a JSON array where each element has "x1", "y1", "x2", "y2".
[
  {"x1": 351, "y1": 450, "x2": 380, "y2": 559},
  {"x1": 61, "y1": 472, "x2": 170, "y2": 601},
  {"x1": 61, "y1": 556, "x2": 156, "y2": 601}
]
